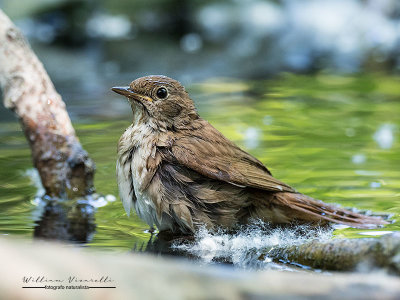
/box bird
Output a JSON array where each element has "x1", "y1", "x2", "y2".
[{"x1": 112, "y1": 75, "x2": 386, "y2": 235}]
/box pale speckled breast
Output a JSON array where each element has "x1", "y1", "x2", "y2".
[
  {"x1": 117, "y1": 123, "x2": 153, "y2": 221},
  {"x1": 116, "y1": 122, "x2": 172, "y2": 230}
]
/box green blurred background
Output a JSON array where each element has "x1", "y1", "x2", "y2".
[{"x1": 0, "y1": 0, "x2": 399, "y2": 267}]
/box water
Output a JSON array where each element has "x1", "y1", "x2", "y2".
[
  {"x1": 172, "y1": 222, "x2": 334, "y2": 270},
  {"x1": 0, "y1": 73, "x2": 399, "y2": 268}
]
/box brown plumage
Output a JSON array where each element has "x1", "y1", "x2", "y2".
[{"x1": 112, "y1": 75, "x2": 386, "y2": 235}]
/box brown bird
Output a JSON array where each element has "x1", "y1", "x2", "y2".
[{"x1": 112, "y1": 75, "x2": 386, "y2": 235}]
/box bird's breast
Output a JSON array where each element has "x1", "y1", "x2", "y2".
[{"x1": 117, "y1": 123, "x2": 162, "y2": 227}]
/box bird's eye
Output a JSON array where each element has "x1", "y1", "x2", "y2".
[{"x1": 156, "y1": 87, "x2": 168, "y2": 99}]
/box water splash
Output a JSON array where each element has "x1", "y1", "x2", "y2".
[
  {"x1": 24, "y1": 169, "x2": 45, "y2": 204},
  {"x1": 172, "y1": 221, "x2": 333, "y2": 270},
  {"x1": 24, "y1": 168, "x2": 116, "y2": 208}
]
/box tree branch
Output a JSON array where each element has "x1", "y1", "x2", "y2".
[
  {"x1": 0, "y1": 9, "x2": 95, "y2": 198},
  {"x1": 262, "y1": 233, "x2": 400, "y2": 275}
]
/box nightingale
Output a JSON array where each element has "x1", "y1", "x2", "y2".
[{"x1": 112, "y1": 75, "x2": 386, "y2": 235}]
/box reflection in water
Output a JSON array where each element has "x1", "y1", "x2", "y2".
[
  {"x1": 26, "y1": 168, "x2": 96, "y2": 242},
  {"x1": 142, "y1": 233, "x2": 196, "y2": 259},
  {"x1": 27, "y1": 169, "x2": 116, "y2": 243},
  {"x1": 33, "y1": 199, "x2": 96, "y2": 243}
]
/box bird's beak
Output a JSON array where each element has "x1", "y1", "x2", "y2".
[
  {"x1": 111, "y1": 86, "x2": 153, "y2": 102},
  {"x1": 111, "y1": 86, "x2": 132, "y2": 97}
]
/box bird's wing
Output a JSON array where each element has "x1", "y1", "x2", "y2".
[{"x1": 165, "y1": 119, "x2": 295, "y2": 193}]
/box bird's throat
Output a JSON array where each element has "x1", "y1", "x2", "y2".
[{"x1": 131, "y1": 103, "x2": 148, "y2": 126}]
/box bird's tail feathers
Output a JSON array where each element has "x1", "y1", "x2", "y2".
[{"x1": 273, "y1": 192, "x2": 387, "y2": 229}]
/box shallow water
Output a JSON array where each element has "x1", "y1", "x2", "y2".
[{"x1": 0, "y1": 73, "x2": 399, "y2": 268}]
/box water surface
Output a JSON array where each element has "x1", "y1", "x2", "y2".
[{"x1": 0, "y1": 74, "x2": 399, "y2": 266}]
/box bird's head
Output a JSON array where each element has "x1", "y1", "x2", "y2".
[{"x1": 112, "y1": 75, "x2": 199, "y2": 130}]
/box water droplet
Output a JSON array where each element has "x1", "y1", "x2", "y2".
[
  {"x1": 373, "y1": 124, "x2": 395, "y2": 149},
  {"x1": 352, "y1": 154, "x2": 366, "y2": 164},
  {"x1": 244, "y1": 127, "x2": 260, "y2": 149},
  {"x1": 370, "y1": 182, "x2": 381, "y2": 188},
  {"x1": 263, "y1": 257, "x2": 272, "y2": 263}
]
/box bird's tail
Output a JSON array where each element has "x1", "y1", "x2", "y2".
[{"x1": 272, "y1": 192, "x2": 388, "y2": 228}]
